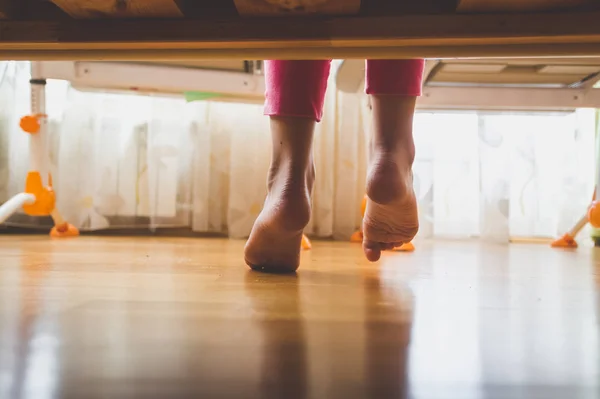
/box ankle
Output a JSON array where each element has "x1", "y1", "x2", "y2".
[
  {"x1": 369, "y1": 94, "x2": 417, "y2": 165},
  {"x1": 270, "y1": 116, "x2": 315, "y2": 163},
  {"x1": 372, "y1": 136, "x2": 415, "y2": 164},
  {"x1": 367, "y1": 144, "x2": 415, "y2": 204},
  {"x1": 268, "y1": 156, "x2": 315, "y2": 188},
  {"x1": 264, "y1": 165, "x2": 313, "y2": 231}
]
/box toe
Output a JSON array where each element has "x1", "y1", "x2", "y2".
[{"x1": 363, "y1": 239, "x2": 382, "y2": 262}]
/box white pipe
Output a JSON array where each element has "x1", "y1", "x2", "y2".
[
  {"x1": 0, "y1": 193, "x2": 36, "y2": 224},
  {"x1": 29, "y1": 62, "x2": 48, "y2": 184},
  {"x1": 596, "y1": 115, "x2": 600, "y2": 201},
  {"x1": 568, "y1": 214, "x2": 589, "y2": 237}
]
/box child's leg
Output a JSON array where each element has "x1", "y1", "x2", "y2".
[
  {"x1": 245, "y1": 60, "x2": 331, "y2": 272},
  {"x1": 362, "y1": 59, "x2": 425, "y2": 261}
]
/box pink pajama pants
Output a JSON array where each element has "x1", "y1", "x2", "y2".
[{"x1": 264, "y1": 60, "x2": 425, "y2": 122}]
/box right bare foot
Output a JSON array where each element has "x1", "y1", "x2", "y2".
[
  {"x1": 363, "y1": 149, "x2": 419, "y2": 262},
  {"x1": 362, "y1": 95, "x2": 420, "y2": 262}
]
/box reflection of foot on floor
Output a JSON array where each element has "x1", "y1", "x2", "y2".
[{"x1": 243, "y1": 272, "x2": 308, "y2": 399}]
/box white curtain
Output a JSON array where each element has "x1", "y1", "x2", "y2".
[
  {"x1": 0, "y1": 61, "x2": 596, "y2": 242},
  {"x1": 412, "y1": 110, "x2": 596, "y2": 242}
]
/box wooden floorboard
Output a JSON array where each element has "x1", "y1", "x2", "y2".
[
  {"x1": 0, "y1": 236, "x2": 598, "y2": 398},
  {"x1": 1, "y1": 11, "x2": 600, "y2": 59}
]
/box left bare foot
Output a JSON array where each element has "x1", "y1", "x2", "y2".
[
  {"x1": 244, "y1": 116, "x2": 316, "y2": 273},
  {"x1": 244, "y1": 160, "x2": 314, "y2": 273}
]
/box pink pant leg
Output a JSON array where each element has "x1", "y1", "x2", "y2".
[
  {"x1": 365, "y1": 59, "x2": 425, "y2": 96},
  {"x1": 263, "y1": 59, "x2": 423, "y2": 122},
  {"x1": 264, "y1": 60, "x2": 331, "y2": 122}
]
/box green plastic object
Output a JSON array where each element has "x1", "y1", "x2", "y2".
[{"x1": 184, "y1": 91, "x2": 221, "y2": 102}]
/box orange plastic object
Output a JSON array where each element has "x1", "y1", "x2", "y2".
[
  {"x1": 350, "y1": 230, "x2": 363, "y2": 243},
  {"x1": 551, "y1": 233, "x2": 578, "y2": 249},
  {"x1": 588, "y1": 201, "x2": 600, "y2": 229},
  {"x1": 360, "y1": 195, "x2": 367, "y2": 216},
  {"x1": 20, "y1": 114, "x2": 45, "y2": 134},
  {"x1": 394, "y1": 242, "x2": 415, "y2": 252},
  {"x1": 301, "y1": 234, "x2": 312, "y2": 250},
  {"x1": 349, "y1": 196, "x2": 368, "y2": 243},
  {"x1": 50, "y1": 223, "x2": 80, "y2": 238},
  {"x1": 22, "y1": 172, "x2": 55, "y2": 216}
]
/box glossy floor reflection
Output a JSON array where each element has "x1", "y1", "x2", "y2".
[{"x1": 0, "y1": 237, "x2": 598, "y2": 399}]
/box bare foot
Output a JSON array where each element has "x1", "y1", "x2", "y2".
[
  {"x1": 363, "y1": 149, "x2": 418, "y2": 262},
  {"x1": 244, "y1": 163, "x2": 314, "y2": 273},
  {"x1": 362, "y1": 93, "x2": 420, "y2": 262},
  {"x1": 244, "y1": 116, "x2": 316, "y2": 273}
]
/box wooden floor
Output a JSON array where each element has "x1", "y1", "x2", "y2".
[{"x1": 0, "y1": 236, "x2": 598, "y2": 399}]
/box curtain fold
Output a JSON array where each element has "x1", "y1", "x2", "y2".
[{"x1": 0, "y1": 62, "x2": 595, "y2": 243}]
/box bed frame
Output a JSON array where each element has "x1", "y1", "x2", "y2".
[{"x1": 0, "y1": 0, "x2": 599, "y2": 60}]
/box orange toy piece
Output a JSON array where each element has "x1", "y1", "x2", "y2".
[
  {"x1": 23, "y1": 172, "x2": 55, "y2": 216},
  {"x1": 350, "y1": 230, "x2": 363, "y2": 243},
  {"x1": 552, "y1": 191, "x2": 597, "y2": 249},
  {"x1": 301, "y1": 234, "x2": 312, "y2": 250},
  {"x1": 351, "y1": 195, "x2": 415, "y2": 251},
  {"x1": 551, "y1": 233, "x2": 578, "y2": 249},
  {"x1": 51, "y1": 223, "x2": 80, "y2": 238},
  {"x1": 588, "y1": 201, "x2": 600, "y2": 229},
  {"x1": 49, "y1": 209, "x2": 80, "y2": 238},
  {"x1": 394, "y1": 242, "x2": 415, "y2": 252},
  {"x1": 360, "y1": 195, "x2": 367, "y2": 216},
  {"x1": 0, "y1": 65, "x2": 81, "y2": 239},
  {"x1": 350, "y1": 196, "x2": 367, "y2": 242},
  {"x1": 20, "y1": 114, "x2": 45, "y2": 134}
]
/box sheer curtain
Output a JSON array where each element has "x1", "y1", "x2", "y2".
[
  {"x1": 412, "y1": 110, "x2": 596, "y2": 242},
  {"x1": 0, "y1": 61, "x2": 596, "y2": 242}
]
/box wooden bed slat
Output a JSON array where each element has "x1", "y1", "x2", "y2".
[
  {"x1": 457, "y1": 0, "x2": 596, "y2": 13},
  {"x1": 0, "y1": 0, "x2": 17, "y2": 18},
  {"x1": 233, "y1": 0, "x2": 360, "y2": 16},
  {"x1": 538, "y1": 65, "x2": 600, "y2": 75},
  {"x1": 1, "y1": 11, "x2": 600, "y2": 59},
  {"x1": 1, "y1": 11, "x2": 598, "y2": 45},
  {"x1": 431, "y1": 71, "x2": 591, "y2": 85},
  {"x1": 441, "y1": 63, "x2": 506, "y2": 73},
  {"x1": 49, "y1": 0, "x2": 183, "y2": 18},
  {"x1": 138, "y1": 60, "x2": 247, "y2": 72},
  {"x1": 442, "y1": 58, "x2": 600, "y2": 66}
]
